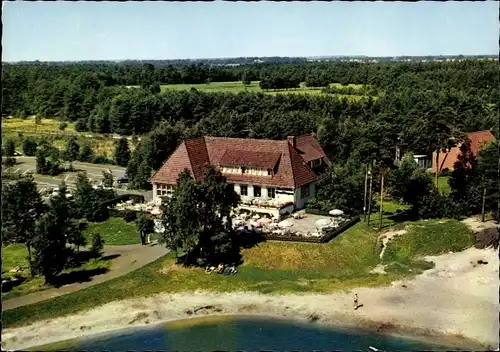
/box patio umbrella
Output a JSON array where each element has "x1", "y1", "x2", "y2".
[
  {"x1": 315, "y1": 218, "x2": 332, "y2": 228},
  {"x1": 278, "y1": 219, "x2": 293, "y2": 228},
  {"x1": 257, "y1": 217, "x2": 272, "y2": 226},
  {"x1": 329, "y1": 209, "x2": 344, "y2": 216}
]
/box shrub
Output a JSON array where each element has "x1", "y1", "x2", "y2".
[
  {"x1": 22, "y1": 137, "x2": 38, "y2": 156},
  {"x1": 4, "y1": 157, "x2": 16, "y2": 167},
  {"x1": 416, "y1": 192, "x2": 458, "y2": 220},
  {"x1": 123, "y1": 209, "x2": 137, "y2": 222},
  {"x1": 59, "y1": 122, "x2": 68, "y2": 131},
  {"x1": 74, "y1": 119, "x2": 88, "y2": 132},
  {"x1": 92, "y1": 155, "x2": 115, "y2": 165},
  {"x1": 90, "y1": 233, "x2": 104, "y2": 257}
]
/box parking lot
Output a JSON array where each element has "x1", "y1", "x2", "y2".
[{"x1": 1, "y1": 157, "x2": 143, "y2": 196}]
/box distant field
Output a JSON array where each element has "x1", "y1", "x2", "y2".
[
  {"x1": 161, "y1": 81, "x2": 262, "y2": 93},
  {"x1": 128, "y1": 81, "x2": 375, "y2": 100}
]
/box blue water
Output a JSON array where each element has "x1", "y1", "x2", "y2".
[{"x1": 45, "y1": 315, "x2": 462, "y2": 351}]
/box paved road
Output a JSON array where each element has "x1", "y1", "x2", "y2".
[
  {"x1": 2, "y1": 157, "x2": 144, "y2": 196},
  {"x1": 2, "y1": 242, "x2": 170, "y2": 311}
]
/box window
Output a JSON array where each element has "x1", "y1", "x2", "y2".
[
  {"x1": 267, "y1": 187, "x2": 276, "y2": 198},
  {"x1": 267, "y1": 169, "x2": 272, "y2": 176},
  {"x1": 254, "y1": 186, "x2": 261, "y2": 197},
  {"x1": 241, "y1": 167, "x2": 247, "y2": 174},
  {"x1": 240, "y1": 185, "x2": 248, "y2": 196},
  {"x1": 301, "y1": 184, "x2": 310, "y2": 199}
]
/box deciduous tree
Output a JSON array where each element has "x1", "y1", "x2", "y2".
[{"x1": 1, "y1": 176, "x2": 45, "y2": 275}]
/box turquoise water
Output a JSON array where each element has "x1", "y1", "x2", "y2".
[{"x1": 43, "y1": 315, "x2": 461, "y2": 351}]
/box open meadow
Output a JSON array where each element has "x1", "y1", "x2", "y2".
[
  {"x1": 142, "y1": 81, "x2": 377, "y2": 101},
  {"x1": 2, "y1": 117, "x2": 134, "y2": 159}
]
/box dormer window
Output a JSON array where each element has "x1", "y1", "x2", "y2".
[
  {"x1": 267, "y1": 169, "x2": 272, "y2": 176},
  {"x1": 241, "y1": 167, "x2": 247, "y2": 174}
]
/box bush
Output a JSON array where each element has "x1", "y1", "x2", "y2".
[
  {"x1": 90, "y1": 233, "x2": 104, "y2": 257},
  {"x1": 22, "y1": 137, "x2": 38, "y2": 156},
  {"x1": 58, "y1": 122, "x2": 68, "y2": 131},
  {"x1": 123, "y1": 209, "x2": 137, "y2": 222},
  {"x1": 74, "y1": 119, "x2": 88, "y2": 132},
  {"x1": 416, "y1": 192, "x2": 457, "y2": 220},
  {"x1": 4, "y1": 157, "x2": 16, "y2": 167},
  {"x1": 92, "y1": 155, "x2": 115, "y2": 165}
]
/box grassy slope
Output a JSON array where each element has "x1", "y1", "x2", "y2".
[
  {"x1": 2, "y1": 207, "x2": 474, "y2": 328},
  {"x1": 1, "y1": 245, "x2": 111, "y2": 300},
  {"x1": 83, "y1": 217, "x2": 141, "y2": 245}
]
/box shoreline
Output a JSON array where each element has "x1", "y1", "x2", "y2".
[{"x1": 3, "y1": 247, "x2": 499, "y2": 350}]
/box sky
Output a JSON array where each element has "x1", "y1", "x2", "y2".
[{"x1": 2, "y1": 1, "x2": 498, "y2": 62}]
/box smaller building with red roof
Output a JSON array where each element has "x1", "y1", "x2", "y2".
[
  {"x1": 150, "y1": 134, "x2": 330, "y2": 216},
  {"x1": 432, "y1": 130, "x2": 496, "y2": 173}
]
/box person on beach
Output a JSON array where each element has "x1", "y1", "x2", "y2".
[
  {"x1": 354, "y1": 293, "x2": 359, "y2": 310},
  {"x1": 217, "y1": 263, "x2": 225, "y2": 274}
]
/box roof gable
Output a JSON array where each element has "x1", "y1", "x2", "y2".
[
  {"x1": 151, "y1": 134, "x2": 327, "y2": 189},
  {"x1": 466, "y1": 130, "x2": 495, "y2": 155},
  {"x1": 295, "y1": 134, "x2": 331, "y2": 165},
  {"x1": 149, "y1": 142, "x2": 193, "y2": 185}
]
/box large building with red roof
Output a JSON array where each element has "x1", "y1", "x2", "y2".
[
  {"x1": 432, "y1": 130, "x2": 496, "y2": 173},
  {"x1": 150, "y1": 134, "x2": 331, "y2": 215}
]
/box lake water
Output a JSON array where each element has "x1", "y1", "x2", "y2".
[{"x1": 39, "y1": 315, "x2": 461, "y2": 351}]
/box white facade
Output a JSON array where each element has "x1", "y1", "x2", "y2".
[{"x1": 152, "y1": 181, "x2": 316, "y2": 212}]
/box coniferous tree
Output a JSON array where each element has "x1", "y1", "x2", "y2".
[{"x1": 114, "y1": 138, "x2": 130, "y2": 167}]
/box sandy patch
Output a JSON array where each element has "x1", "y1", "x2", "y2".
[
  {"x1": 3, "y1": 245, "x2": 498, "y2": 351},
  {"x1": 378, "y1": 227, "x2": 408, "y2": 259}
]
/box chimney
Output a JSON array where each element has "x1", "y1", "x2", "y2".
[{"x1": 287, "y1": 135, "x2": 296, "y2": 148}]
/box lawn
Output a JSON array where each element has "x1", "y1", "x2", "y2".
[
  {"x1": 382, "y1": 219, "x2": 474, "y2": 272},
  {"x1": 2, "y1": 208, "x2": 475, "y2": 329},
  {"x1": 437, "y1": 175, "x2": 451, "y2": 194},
  {"x1": 1, "y1": 244, "x2": 112, "y2": 300},
  {"x1": 83, "y1": 217, "x2": 141, "y2": 245}
]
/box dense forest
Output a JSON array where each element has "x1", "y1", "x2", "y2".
[{"x1": 2, "y1": 60, "x2": 499, "y2": 218}]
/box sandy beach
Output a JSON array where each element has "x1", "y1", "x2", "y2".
[{"x1": 3, "y1": 244, "x2": 498, "y2": 351}]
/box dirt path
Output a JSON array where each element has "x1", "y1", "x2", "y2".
[{"x1": 2, "y1": 242, "x2": 169, "y2": 311}]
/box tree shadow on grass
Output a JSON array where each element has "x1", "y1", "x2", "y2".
[
  {"x1": 238, "y1": 230, "x2": 266, "y2": 249},
  {"x1": 377, "y1": 209, "x2": 416, "y2": 229},
  {"x1": 100, "y1": 253, "x2": 121, "y2": 261},
  {"x1": 52, "y1": 267, "x2": 110, "y2": 288}
]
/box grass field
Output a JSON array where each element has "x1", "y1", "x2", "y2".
[
  {"x1": 83, "y1": 217, "x2": 142, "y2": 245},
  {"x1": 155, "y1": 81, "x2": 375, "y2": 101},
  {"x1": 2, "y1": 201, "x2": 475, "y2": 328},
  {"x1": 1, "y1": 244, "x2": 111, "y2": 300},
  {"x1": 2, "y1": 117, "x2": 76, "y2": 134},
  {"x1": 2, "y1": 117, "x2": 133, "y2": 158}
]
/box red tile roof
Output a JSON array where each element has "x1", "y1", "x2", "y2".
[
  {"x1": 150, "y1": 134, "x2": 328, "y2": 189},
  {"x1": 296, "y1": 134, "x2": 331, "y2": 165},
  {"x1": 219, "y1": 149, "x2": 281, "y2": 169},
  {"x1": 466, "y1": 130, "x2": 496, "y2": 155}
]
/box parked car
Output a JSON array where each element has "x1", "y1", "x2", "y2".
[{"x1": 117, "y1": 175, "x2": 129, "y2": 184}]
